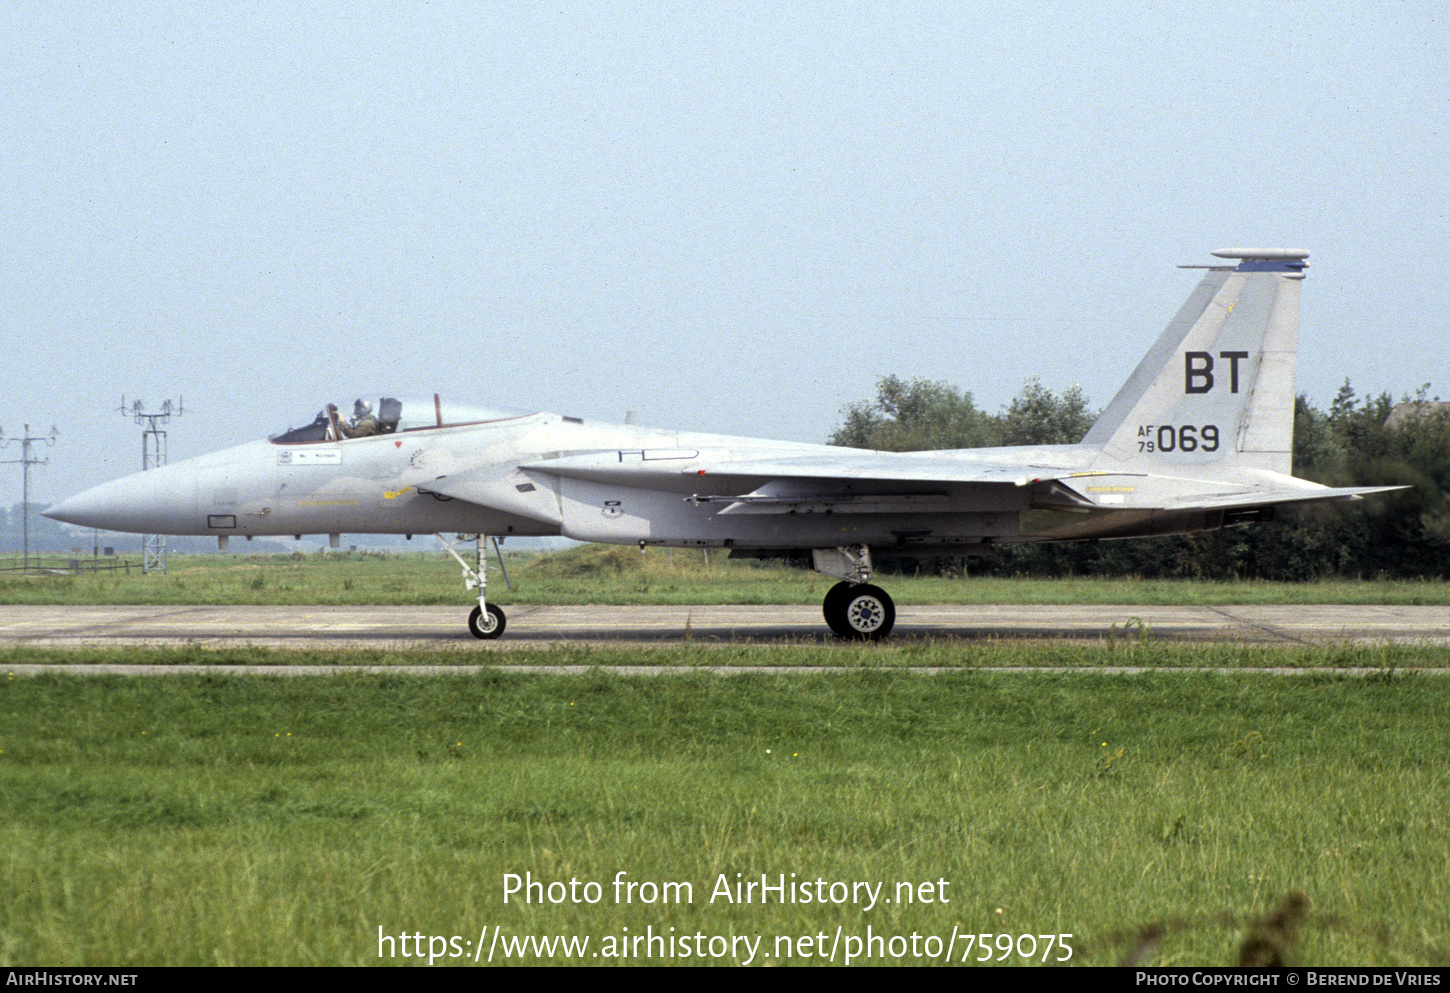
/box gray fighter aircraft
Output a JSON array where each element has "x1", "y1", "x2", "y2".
[{"x1": 45, "y1": 248, "x2": 1402, "y2": 640}]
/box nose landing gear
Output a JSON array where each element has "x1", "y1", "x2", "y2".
[{"x1": 437, "y1": 533, "x2": 511, "y2": 640}]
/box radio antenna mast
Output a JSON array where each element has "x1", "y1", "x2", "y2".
[{"x1": 119, "y1": 396, "x2": 184, "y2": 573}]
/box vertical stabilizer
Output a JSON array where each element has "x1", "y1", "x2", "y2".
[{"x1": 1082, "y1": 248, "x2": 1308, "y2": 474}]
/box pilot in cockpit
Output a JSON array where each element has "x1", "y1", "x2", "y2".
[{"x1": 344, "y1": 399, "x2": 381, "y2": 437}]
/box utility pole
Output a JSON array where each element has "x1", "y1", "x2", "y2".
[
  {"x1": 1, "y1": 424, "x2": 59, "y2": 573},
  {"x1": 119, "y1": 397, "x2": 183, "y2": 573}
]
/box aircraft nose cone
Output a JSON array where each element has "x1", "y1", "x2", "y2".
[
  {"x1": 42, "y1": 469, "x2": 199, "y2": 534},
  {"x1": 41, "y1": 494, "x2": 95, "y2": 527}
]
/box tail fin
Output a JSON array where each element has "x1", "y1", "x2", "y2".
[{"x1": 1082, "y1": 248, "x2": 1308, "y2": 474}]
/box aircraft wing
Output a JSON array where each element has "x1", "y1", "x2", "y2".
[
  {"x1": 424, "y1": 450, "x2": 1407, "y2": 522},
  {"x1": 420, "y1": 449, "x2": 1083, "y2": 523},
  {"x1": 517, "y1": 448, "x2": 1078, "y2": 487}
]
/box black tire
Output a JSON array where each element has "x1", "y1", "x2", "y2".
[
  {"x1": 468, "y1": 603, "x2": 507, "y2": 640},
  {"x1": 822, "y1": 581, "x2": 856, "y2": 637},
  {"x1": 824, "y1": 583, "x2": 895, "y2": 640}
]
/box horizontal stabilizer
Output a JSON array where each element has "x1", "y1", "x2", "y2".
[{"x1": 1167, "y1": 484, "x2": 1409, "y2": 512}]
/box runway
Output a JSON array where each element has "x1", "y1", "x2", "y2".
[{"x1": 2, "y1": 603, "x2": 1448, "y2": 649}]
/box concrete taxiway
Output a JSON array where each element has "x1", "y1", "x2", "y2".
[{"x1": 2, "y1": 603, "x2": 1447, "y2": 650}]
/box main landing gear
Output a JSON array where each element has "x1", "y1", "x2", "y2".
[
  {"x1": 822, "y1": 581, "x2": 896, "y2": 640},
  {"x1": 814, "y1": 544, "x2": 896, "y2": 640},
  {"x1": 438, "y1": 533, "x2": 511, "y2": 640}
]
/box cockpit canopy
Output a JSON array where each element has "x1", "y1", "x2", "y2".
[{"x1": 269, "y1": 395, "x2": 534, "y2": 443}]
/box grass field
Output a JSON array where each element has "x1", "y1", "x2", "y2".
[
  {"x1": 2, "y1": 658, "x2": 1447, "y2": 967},
  {"x1": 4, "y1": 544, "x2": 1450, "y2": 607}
]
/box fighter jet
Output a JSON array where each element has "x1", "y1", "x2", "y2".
[{"x1": 45, "y1": 248, "x2": 1402, "y2": 640}]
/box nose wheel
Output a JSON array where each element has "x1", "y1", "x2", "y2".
[
  {"x1": 468, "y1": 603, "x2": 507, "y2": 640},
  {"x1": 822, "y1": 581, "x2": 895, "y2": 640}
]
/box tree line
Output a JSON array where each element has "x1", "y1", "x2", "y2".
[{"x1": 829, "y1": 376, "x2": 1450, "y2": 580}]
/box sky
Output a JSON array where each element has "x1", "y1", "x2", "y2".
[{"x1": 4, "y1": 0, "x2": 1447, "y2": 505}]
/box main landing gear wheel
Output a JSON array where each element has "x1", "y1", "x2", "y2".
[
  {"x1": 822, "y1": 581, "x2": 855, "y2": 637},
  {"x1": 468, "y1": 603, "x2": 507, "y2": 640},
  {"x1": 822, "y1": 582, "x2": 895, "y2": 640}
]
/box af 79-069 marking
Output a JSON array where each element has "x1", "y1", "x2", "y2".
[{"x1": 44, "y1": 248, "x2": 1402, "y2": 641}]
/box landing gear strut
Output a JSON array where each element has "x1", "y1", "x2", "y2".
[
  {"x1": 814, "y1": 545, "x2": 896, "y2": 640},
  {"x1": 437, "y1": 533, "x2": 511, "y2": 640}
]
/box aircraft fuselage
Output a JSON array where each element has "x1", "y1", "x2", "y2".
[{"x1": 50, "y1": 409, "x2": 1123, "y2": 551}]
